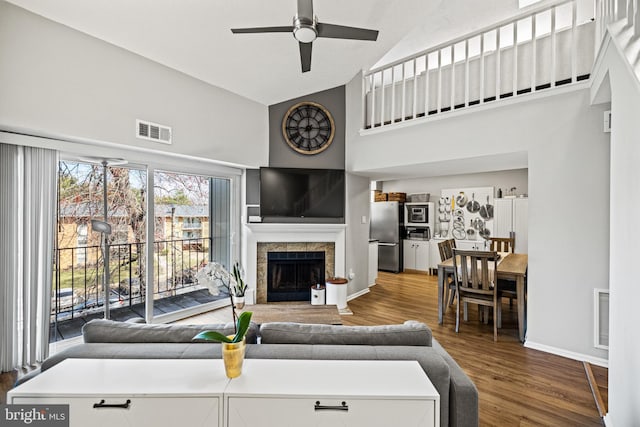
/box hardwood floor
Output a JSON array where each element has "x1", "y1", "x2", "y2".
[
  {"x1": 342, "y1": 271, "x2": 606, "y2": 426},
  {"x1": 1, "y1": 270, "x2": 608, "y2": 425}
]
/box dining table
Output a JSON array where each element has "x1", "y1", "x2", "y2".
[{"x1": 437, "y1": 252, "x2": 529, "y2": 342}]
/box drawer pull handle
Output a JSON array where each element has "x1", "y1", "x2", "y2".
[
  {"x1": 93, "y1": 399, "x2": 131, "y2": 409},
  {"x1": 314, "y1": 401, "x2": 348, "y2": 412}
]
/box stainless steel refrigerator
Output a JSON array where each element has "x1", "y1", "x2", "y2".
[{"x1": 370, "y1": 201, "x2": 404, "y2": 273}]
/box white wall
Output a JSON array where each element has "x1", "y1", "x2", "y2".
[
  {"x1": 0, "y1": 1, "x2": 269, "y2": 167},
  {"x1": 346, "y1": 74, "x2": 610, "y2": 362},
  {"x1": 345, "y1": 173, "x2": 373, "y2": 297},
  {"x1": 591, "y1": 37, "x2": 640, "y2": 426},
  {"x1": 381, "y1": 169, "x2": 528, "y2": 199}
]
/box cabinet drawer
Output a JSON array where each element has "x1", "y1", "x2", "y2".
[
  {"x1": 12, "y1": 396, "x2": 219, "y2": 427},
  {"x1": 227, "y1": 397, "x2": 435, "y2": 427}
]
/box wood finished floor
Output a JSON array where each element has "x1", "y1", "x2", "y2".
[
  {"x1": 2, "y1": 271, "x2": 608, "y2": 426},
  {"x1": 342, "y1": 271, "x2": 607, "y2": 426}
]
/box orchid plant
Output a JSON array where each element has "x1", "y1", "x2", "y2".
[{"x1": 196, "y1": 261, "x2": 249, "y2": 329}]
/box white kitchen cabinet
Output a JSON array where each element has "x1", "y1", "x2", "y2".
[
  {"x1": 493, "y1": 197, "x2": 528, "y2": 253},
  {"x1": 455, "y1": 240, "x2": 488, "y2": 251},
  {"x1": 403, "y1": 240, "x2": 430, "y2": 272},
  {"x1": 225, "y1": 359, "x2": 439, "y2": 427},
  {"x1": 7, "y1": 359, "x2": 225, "y2": 427},
  {"x1": 368, "y1": 240, "x2": 378, "y2": 286}
]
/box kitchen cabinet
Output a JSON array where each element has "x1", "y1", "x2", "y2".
[
  {"x1": 403, "y1": 240, "x2": 430, "y2": 273},
  {"x1": 225, "y1": 359, "x2": 439, "y2": 427},
  {"x1": 493, "y1": 197, "x2": 528, "y2": 253},
  {"x1": 455, "y1": 240, "x2": 489, "y2": 251}
]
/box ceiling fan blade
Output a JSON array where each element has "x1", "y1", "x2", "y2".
[
  {"x1": 317, "y1": 23, "x2": 379, "y2": 41},
  {"x1": 297, "y1": 0, "x2": 314, "y2": 20},
  {"x1": 231, "y1": 26, "x2": 293, "y2": 34},
  {"x1": 299, "y1": 42, "x2": 312, "y2": 73}
]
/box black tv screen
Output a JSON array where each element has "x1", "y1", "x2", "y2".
[{"x1": 260, "y1": 167, "x2": 345, "y2": 222}]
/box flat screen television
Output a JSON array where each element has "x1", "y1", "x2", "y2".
[{"x1": 259, "y1": 167, "x2": 345, "y2": 223}]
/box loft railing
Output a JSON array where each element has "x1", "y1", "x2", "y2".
[
  {"x1": 51, "y1": 237, "x2": 212, "y2": 323},
  {"x1": 362, "y1": 0, "x2": 595, "y2": 130}
]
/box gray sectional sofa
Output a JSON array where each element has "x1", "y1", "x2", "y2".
[{"x1": 22, "y1": 319, "x2": 478, "y2": 427}]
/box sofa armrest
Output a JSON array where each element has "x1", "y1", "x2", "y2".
[{"x1": 432, "y1": 339, "x2": 479, "y2": 427}]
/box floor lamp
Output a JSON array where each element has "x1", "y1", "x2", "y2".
[
  {"x1": 91, "y1": 219, "x2": 112, "y2": 319},
  {"x1": 80, "y1": 156, "x2": 127, "y2": 320}
]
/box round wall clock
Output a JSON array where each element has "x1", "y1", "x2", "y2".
[{"x1": 282, "y1": 101, "x2": 335, "y2": 155}]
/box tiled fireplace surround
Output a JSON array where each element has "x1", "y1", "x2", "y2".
[{"x1": 243, "y1": 223, "x2": 347, "y2": 305}]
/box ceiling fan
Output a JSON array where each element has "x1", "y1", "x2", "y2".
[{"x1": 231, "y1": 0, "x2": 379, "y2": 73}]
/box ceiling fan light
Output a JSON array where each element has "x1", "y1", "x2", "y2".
[{"x1": 294, "y1": 25, "x2": 317, "y2": 43}]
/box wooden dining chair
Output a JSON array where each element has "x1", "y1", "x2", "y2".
[
  {"x1": 489, "y1": 236, "x2": 515, "y2": 253},
  {"x1": 491, "y1": 234, "x2": 517, "y2": 308},
  {"x1": 438, "y1": 239, "x2": 457, "y2": 308},
  {"x1": 452, "y1": 249, "x2": 501, "y2": 341}
]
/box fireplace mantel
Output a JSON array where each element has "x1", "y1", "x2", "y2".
[{"x1": 242, "y1": 223, "x2": 347, "y2": 304}]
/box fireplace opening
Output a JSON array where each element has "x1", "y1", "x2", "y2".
[{"x1": 267, "y1": 251, "x2": 325, "y2": 302}]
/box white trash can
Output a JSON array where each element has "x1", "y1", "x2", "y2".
[
  {"x1": 325, "y1": 277, "x2": 348, "y2": 309},
  {"x1": 310, "y1": 284, "x2": 326, "y2": 305}
]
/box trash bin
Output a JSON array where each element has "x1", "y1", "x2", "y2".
[
  {"x1": 310, "y1": 284, "x2": 326, "y2": 305},
  {"x1": 325, "y1": 277, "x2": 348, "y2": 309}
]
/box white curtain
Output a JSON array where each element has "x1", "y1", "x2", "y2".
[{"x1": 0, "y1": 143, "x2": 58, "y2": 372}]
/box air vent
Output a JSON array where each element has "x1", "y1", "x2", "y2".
[{"x1": 136, "y1": 119, "x2": 172, "y2": 144}]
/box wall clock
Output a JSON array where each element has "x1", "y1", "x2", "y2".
[{"x1": 282, "y1": 101, "x2": 335, "y2": 155}]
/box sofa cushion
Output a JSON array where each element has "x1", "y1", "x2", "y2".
[
  {"x1": 259, "y1": 320, "x2": 432, "y2": 346},
  {"x1": 82, "y1": 319, "x2": 259, "y2": 344}
]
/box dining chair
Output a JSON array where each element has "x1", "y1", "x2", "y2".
[
  {"x1": 452, "y1": 249, "x2": 501, "y2": 341},
  {"x1": 438, "y1": 239, "x2": 457, "y2": 308},
  {"x1": 489, "y1": 236, "x2": 515, "y2": 253},
  {"x1": 491, "y1": 234, "x2": 517, "y2": 308}
]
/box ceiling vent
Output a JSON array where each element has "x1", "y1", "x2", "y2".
[{"x1": 136, "y1": 119, "x2": 172, "y2": 144}]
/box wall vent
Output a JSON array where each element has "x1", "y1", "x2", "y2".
[
  {"x1": 136, "y1": 119, "x2": 172, "y2": 144},
  {"x1": 594, "y1": 288, "x2": 609, "y2": 350}
]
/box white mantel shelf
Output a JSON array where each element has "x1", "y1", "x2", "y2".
[
  {"x1": 246, "y1": 223, "x2": 347, "y2": 233},
  {"x1": 242, "y1": 222, "x2": 347, "y2": 304}
]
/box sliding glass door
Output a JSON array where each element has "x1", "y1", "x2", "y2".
[
  {"x1": 52, "y1": 160, "x2": 147, "y2": 342},
  {"x1": 151, "y1": 171, "x2": 231, "y2": 317},
  {"x1": 51, "y1": 161, "x2": 235, "y2": 342}
]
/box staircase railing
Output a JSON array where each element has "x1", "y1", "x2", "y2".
[{"x1": 362, "y1": 0, "x2": 595, "y2": 130}]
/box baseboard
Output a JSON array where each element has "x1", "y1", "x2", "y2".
[
  {"x1": 603, "y1": 413, "x2": 612, "y2": 426},
  {"x1": 525, "y1": 340, "x2": 609, "y2": 368},
  {"x1": 347, "y1": 287, "x2": 370, "y2": 301}
]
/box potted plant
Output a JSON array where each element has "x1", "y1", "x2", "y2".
[
  {"x1": 193, "y1": 311, "x2": 253, "y2": 378},
  {"x1": 231, "y1": 262, "x2": 247, "y2": 309}
]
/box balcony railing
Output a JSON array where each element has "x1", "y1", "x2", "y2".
[
  {"x1": 362, "y1": 0, "x2": 595, "y2": 130},
  {"x1": 52, "y1": 237, "x2": 213, "y2": 323}
]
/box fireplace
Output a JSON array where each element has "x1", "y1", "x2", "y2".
[
  {"x1": 246, "y1": 224, "x2": 345, "y2": 304},
  {"x1": 267, "y1": 251, "x2": 325, "y2": 302}
]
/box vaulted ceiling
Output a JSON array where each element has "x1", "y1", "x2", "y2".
[{"x1": 6, "y1": 0, "x2": 533, "y2": 105}]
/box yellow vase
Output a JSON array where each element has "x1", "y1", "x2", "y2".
[{"x1": 222, "y1": 336, "x2": 246, "y2": 378}]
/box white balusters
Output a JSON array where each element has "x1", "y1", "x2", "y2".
[{"x1": 363, "y1": 0, "x2": 593, "y2": 130}]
